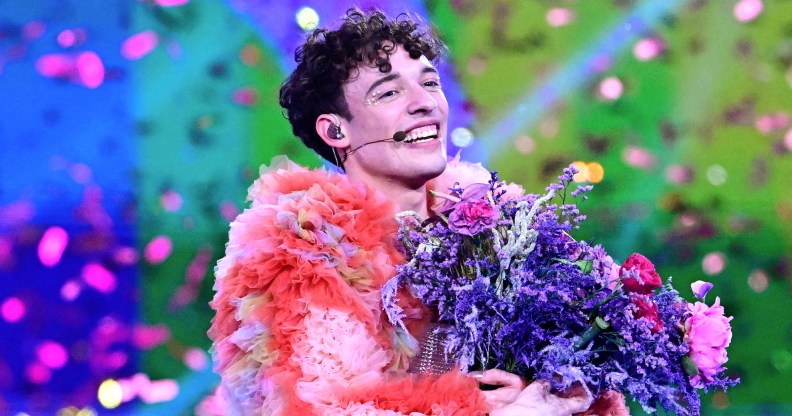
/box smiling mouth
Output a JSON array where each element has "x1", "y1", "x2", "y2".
[{"x1": 403, "y1": 125, "x2": 439, "y2": 143}]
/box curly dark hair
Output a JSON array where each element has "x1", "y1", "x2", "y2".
[{"x1": 278, "y1": 8, "x2": 446, "y2": 166}]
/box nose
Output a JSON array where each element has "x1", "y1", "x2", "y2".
[{"x1": 406, "y1": 84, "x2": 438, "y2": 115}]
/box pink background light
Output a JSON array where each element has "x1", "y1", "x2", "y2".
[
  {"x1": 121, "y1": 31, "x2": 159, "y2": 61},
  {"x1": 38, "y1": 226, "x2": 69, "y2": 267},
  {"x1": 144, "y1": 235, "x2": 173, "y2": 265},
  {"x1": 37, "y1": 341, "x2": 69, "y2": 369},
  {"x1": 81, "y1": 262, "x2": 118, "y2": 293},
  {"x1": 1, "y1": 297, "x2": 26, "y2": 323}
]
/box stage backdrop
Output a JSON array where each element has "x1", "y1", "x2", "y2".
[{"x1": 1, "y1": 0, "x2": 791, "y2": 414}]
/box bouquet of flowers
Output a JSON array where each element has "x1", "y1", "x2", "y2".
[{"x1": 383, "y1": 160, "x2": 738, "y2": 415}]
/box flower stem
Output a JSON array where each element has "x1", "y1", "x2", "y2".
[{"x1": 573, "y1": 317, "x2": 609, "y2": 350}]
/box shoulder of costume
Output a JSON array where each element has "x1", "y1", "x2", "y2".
[{"x1": 216, "y1": 155, "x2": 401, "y2": 278}]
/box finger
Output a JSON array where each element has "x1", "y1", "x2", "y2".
[{"x1": 476, "y1": 369, "x2": 527, "y2": 389}]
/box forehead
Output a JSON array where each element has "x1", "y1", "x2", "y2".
[{"x1": 344, "y1": 49, "x2": 436, "y2": 93}]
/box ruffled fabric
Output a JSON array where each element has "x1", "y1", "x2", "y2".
[{"x1": 209, "y1": 156, "x2": 488, "y2": 415}]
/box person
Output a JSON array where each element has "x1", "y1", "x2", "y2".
[{"x1": 208, "y1": 8, "x2": 625, "y2": 416}]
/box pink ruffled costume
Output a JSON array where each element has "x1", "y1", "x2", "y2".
[{"x1": 208, "y1": 157, "x2": 489, "y2": 415}]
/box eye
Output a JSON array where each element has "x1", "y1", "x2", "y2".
[{"x1": 423, "y1": 80, "x2": 442, "y2": 89}]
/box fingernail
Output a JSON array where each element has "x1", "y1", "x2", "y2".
[{"x1": 468, "y1": 371, "x2": 484, "y2": 379}]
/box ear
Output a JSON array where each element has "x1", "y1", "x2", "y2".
[{"x1": 316, "y1": 114, "x2": 350, "y2": 149}]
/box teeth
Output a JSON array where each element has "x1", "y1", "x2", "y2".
[{"x1": 405, "y1": 125, "x2": 438, "y2": 143}]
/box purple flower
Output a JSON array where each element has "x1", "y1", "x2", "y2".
[
  {"x1": 447, "y1": 199, "x2": 500, "y2": 236},
  {"x1": 691, "y1": 280, "x2": 713, "y2": 300}
]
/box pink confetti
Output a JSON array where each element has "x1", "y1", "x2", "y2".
[
  {"x1": 22, "y1": 21, "x2": 46, "y2": 41},
  {"x1": 144, "y1": 235, "x2": 173, "y2": 264},
  {"x1": 702, "y1": 252, "x2": 727, "y2": 275},
  {"x1": 599, "y1": 76, "x2": 623, "y2": 101},
  {"x1": 76, "y1": 51, "x2": 104, "y2": 88},
  {"x1": 183, "y1": 348, "x2": 208, "y2": 371},
  {"x1": 232, "y1": 87, "x2": 259, "y2": 107},
  {"x1": 38, "y1": 226, "x2": 68, "y2": 267},
  {"x1": 26, "y1": 362, "x2": 51, "y2": 384},
  {"x1": 61, "y1": 280, "x2": 82, "y2": 301},
  {"x1": 139, "y1": 379, "x2": 179, "y2": 404},
  {"x1": 81, "y1": 262, "x2": 117, "y2": 293},
  {"x1": 633, "y1": 37, "x2": 663, "y2": 61},
  {"x1": 121, "y1": 31, "x2": 159, "y2": 61},
  {"x1": 160, "y1": 189, "x2": 183, "y2": 212},
  {"x1": 622, "y1": 145, "x2": 657, "y2": 170},
  {"x1": 1, "y1": 297, "x2": 26, "y2": 323},
  {"x1": 546, "y1": 8, "x2": 574, "y2": 27},
  {"x1": 133, "y1": 324, "x2": 171, "y2": 350},
  {"x1": 734, "y1": 0, "x2": 763, "y2": 22},
  {"x1": 155, "y1": 0, "x2": 190, "y2": 6},
  {"x1": 37, "y1": 341, "x2": 69, "y2": 369}
]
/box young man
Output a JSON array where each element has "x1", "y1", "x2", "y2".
[{"x1": 209, "y1": 8, "x2": 602, "y2": 415}]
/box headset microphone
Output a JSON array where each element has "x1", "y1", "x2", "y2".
[{"x1": 342, "y1": 130, "x2": 408, "y2": 162}]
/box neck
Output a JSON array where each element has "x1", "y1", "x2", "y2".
[{"x1": 344, "y1": 169, "x2": 430, "y2": 219}]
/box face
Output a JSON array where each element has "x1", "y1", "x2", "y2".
[{"x1": 340, "y1": 46, "x2": 449, "y2": 189}]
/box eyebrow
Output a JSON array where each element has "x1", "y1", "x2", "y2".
[{"x1": 364, "y1": 67, "x2": 439, "y2": 98}]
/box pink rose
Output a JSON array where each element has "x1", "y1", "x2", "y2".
[
  {"x1": 448, "y1": 199, "x2": 500, "y2": 236},
  {"x1": 684, "y1": 297, "x2": 733, "y2": 388},
  {"x1": 620, "y1": 253, "x2": 662, "y2": 295},
  {"x1": 630, "y1": 295, "x2": 664, "y2": 333}
]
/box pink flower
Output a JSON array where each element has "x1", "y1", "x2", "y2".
[
  {"x1": 630, "y1": 295, "x2": 663, "y2": 333},
  {"x1": 620, "y1": 253, "x2": 662, "y2": 295},
  {"x1": 428, "y1": 153, "x2": 524, "y2": 211},
  {"x1": 684, "y1": 297, "x2": 733, "y2": 388},
  {"x1": 448, "y1": 199, "x2": 500, "y2": 236}
]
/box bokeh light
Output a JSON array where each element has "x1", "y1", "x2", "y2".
[
  {"x1": 706, "y1": 164, "x2": 728, "y2": 186},
  {"x1": 1, "y1": 297, "x2": 26, "y2": 323},
  {"x1": 748, "y1": 269, "x2": 769, "y2": 293},
  {"x1": 121, "y1": 31, "x2": 159, "y2": 61},
  {"x1": 37, "y1": 340, "x2": 69, "y2": 369},
  {"x1": 546, "y1": 8, "x2": 574, "y2": 27},
  {"x1": 598, "y1": 76, "x2": 623, "y2": 101},
  {"x1": 144, "y1": 235, "x2": 173, "y2": 264},
  {"x1": 702, "y1": 252, "x2": 727, "y2": 275},
  {"x1": 733, "y1": 0, "x2": 763, "y2": 22},
  {"x1": 451, "y1": 127, "x2": 474, "y2": 148},
  {"x1": 296, "y1": 7, "x2": 320, "y2": 31},
  {"x1": 97, "y1": 379, "x2": 123, "y2": 409},
  {"x1": 38, "y1": 226, "x2": 68, "y2": 267}
]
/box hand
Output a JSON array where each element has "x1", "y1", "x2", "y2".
[
  {"x1": 473, "y1": 369, "x2": 527, "y2": 410},
  {"x1": 488, "y1": 380, "x2": 593, "y2": 416}
]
